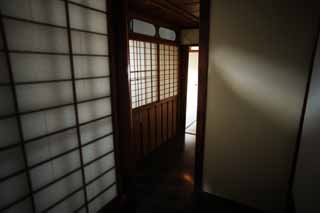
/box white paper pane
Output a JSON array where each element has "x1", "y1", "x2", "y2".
[
  {"x1": 11, "y1": 53, "x2": 71, "y2": 82},
  {"x1": 77, "y1": 207, "x2": 87, "y2": 213},
  {"x1": 80, "y1": 116, "x2": 113, "y2": 144},
  {"x1": 48, "y1": 190, "x2": 85, "y2": 213},
  {"x1": 4, "y1": 19, "x2": 68, "y2": 53},
  {"x1": 0, "y1": 86, "x2": 15, "y2": 116},
  {"x1": 34, "y1": 171, "x2": 83, "y2": 212},
  {"x1": 0, "y1": 147, "x2": 25, "y2": 179},
  {"x1": 30, "y1": 161, "x2": 54, "y2": 190},
  {"x1": 21, "y1": 106, "x2": 76, "y2": 140},
  {"x1": 86, "y1": 169, "x2": 116, "y2": 200},
  {"x1": 84, "y1": 152, "x2": 115, "y2": 182},
  {"x1": 77, "y1": 98, "x2": 111, "y2": 124},
  {"x1": 52, "y1": 150, "x2": 80, "y2": 178},
  {"x1": 26, "y1": 129, "x2": 78, "y2": 165},
  {"x1": 0, "y1": 173, "x2": 30, "y2": 209},
  {"x1": 0, "y1": 0, "x2": 66, "y2": 26},
  {"x1": 82, "y1": 135, "x2": 114, "y2": 163},
  {"x1": 70, "y1": 4, "x2": 107, "y2": 34},
  {"x1": 74, "y1": 56, "x2": 110, "y2": 78},
  {"x1": 76, "y1": 78, "x2": 110, "y2": 101},
  {"x1": 16, "y1": 82, "x2": 73, "y2": 112},
  {"x1": 3, "y1": 198, "x2": 33, "y2": 213},
  {"x1": 30, "y1": 0, "x2": 66, "y2": 26},
  {"x1": 71, "y1": 31, "x2": 108, "y2": 55},
  {"x1": 0, "y1": 118, "x2": 20, "y2": 148},
  {"x1": 0, "y1": 0, "x2": 31, "y2": 21},
  {"x1": 0, "y1": 53, "x2": 9, "y2": 83},
  {"x1": 31, "y1": 149, "x2": 80, "y2": 189},
  {"x1": 69, "y1": 0, "x2": 106, "y2": 11},
  {"x1": 88, "y1": 185, "x2": 117, "y2": 213}
]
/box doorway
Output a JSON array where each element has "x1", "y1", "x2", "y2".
[{"x1": 185, "y1": 46, "x2": 199, "y2": 136}]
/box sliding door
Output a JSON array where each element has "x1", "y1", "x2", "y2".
[
  {"x1": 128, "y1": 32, "x2": 179, "y2": 161},
  {"x1": 0, "y1": 0, "x2": 118, "y2": 212}
]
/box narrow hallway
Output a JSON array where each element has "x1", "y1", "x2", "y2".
[{"x1": 134, "y1": 134, "x2": 195, "y2": 213}]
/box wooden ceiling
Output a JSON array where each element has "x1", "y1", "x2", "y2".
[{"x1": 128, "y1": 0, "x2": 200, "y2": 29}]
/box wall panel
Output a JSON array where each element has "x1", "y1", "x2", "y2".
[{"x1": 0, "y1": 1, "x2": 118, "y2": 212}]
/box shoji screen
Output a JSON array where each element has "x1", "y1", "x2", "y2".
[
  {"x1": 159, "y1": 44, "x2": 178, "y2": 100},
  {"x1": 129, "y1": 40, "x2": 158, "y2": 108},
  {"x1": 0, "y1": 0, "x2": 117, "y2": 212}
]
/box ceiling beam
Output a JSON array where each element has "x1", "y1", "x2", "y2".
[{"x1": 145, "y1": 0, "x2": 199, "y2": 23}]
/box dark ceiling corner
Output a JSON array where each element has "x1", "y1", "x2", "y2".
[{"x1": 128, "y1": 0, "x2": 200, "y2": 29}]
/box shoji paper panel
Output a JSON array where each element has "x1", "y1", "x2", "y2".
[
  {"x1": 0, "y1": 0, "x2": 117, "y2": 212},
  {"x1": 16, "y1": 82, "x2": 73, "y2": 112},
  {"x1": 0, "y1": 86, "x2": 14, "y2": 115},
  {"x1": 33, "y1": 171, "x2": 83, "y2": 212},
  {"x1": 0, "y1": 148, "x2": 25, "y2": 179},
  {"x1": 26, "y1": 129, "x2": 78, "y2": 165},
  {"x1": 70, "y1": 4, "x2": 107, "y2": 34},
  {"x1": 2, "y1": 198, "x2": 33, "y2": 213},
  {"x1": 71, "y1": 31, "x2": 108, "y2": 55},
  {"x1": 0, "y1": 0, "x2": 66, "y2": 26},
  {"x1": 76, "y1": 78, "x2": 111, "y2": 101},
  {"x1": 0, "y1": 118, "x2": 20, "y2": 148},
  {"x1": 82, "y1": 135, "x2": 114, "y2": 163},
  {"x1": 30, "y1": 150, "x2": 80, "y2": 190},
  {"x1": 10, "y1": 53, "x2": 71, "y2": 82},
  {"x1": 4, "y1": 19, "x2": 68, "y2": 53},
  {"x1": 69, "y1": 0, "x2": 107, "y2": 12},
  {"x1": 48, "y1": 190, "x2": 85, "y2": 213},
  {"x1": 0, "y1": 173, "x2": 30, "y2": 209},
  {"x1": 21, "y1": 106, "x2": 76, "y2": 140},
  {"x1": 88, "y1": 185, "x2": 117, "y2": 212},
  {"x1": 84, "y1": 153, "x2": 115, "y2": 182},
  {"x1": 129, "y1": 40, "x2": 158, "y2": 108},
  {"x1": 0, "y1": 53, "x2": 9, "y2": 83},
  {"x1": 74, "y1": 56, "x2": 110, "y2": 78},
  {"x1": 159, "y1": 44, "x2": 178, "y2": 100},
  {"x1": 86, "y1": 169, "x2": 116, "y2": 199},
  {"x1": 77, "y1": 98, "x2": 112, "y2": 124},
  {"x1": 80, "y1": 116, "x2": 113, "y2": 144}
]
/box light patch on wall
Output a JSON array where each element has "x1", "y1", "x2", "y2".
[{"x1": 211, "y1": 46, "x2": 306, "y2": 129}]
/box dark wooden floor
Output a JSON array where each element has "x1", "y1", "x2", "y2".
[
  {"x1": 130, "y1": 134, "x2": 262, "y2": 213},
  {"x1": 134, "y1": 134, "x2": 195, "y2": 213}
]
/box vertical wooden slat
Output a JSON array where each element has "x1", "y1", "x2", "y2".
[
  {"x1": 107, "y1": 0, "x2": 123, "y2": 198},
  {"x1": 149, "y1": 107, "x2": 156, "y2": 152},
  {"x1": 142, "y1": 109, "x2": 149, "y2": 156},
  {"x1": 162, "y1": 102, "x2": 168, "y2": 142},
  {"x1": 173, "y1": 99, "x2": 177, "y2": 137},
  {"x1": 168, "y1": 101, "x2": 173, "y2": 140},
  {"x1": 156, "y1": 104, "x2": 162, "y2": 147}
]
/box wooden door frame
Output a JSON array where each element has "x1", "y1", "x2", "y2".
[
  {"x1": 108, "y1": 0, "x2": 212, "y2": 207},
  {"x1": 194, "y1": 0, "x2": 210, "y2": 193},
  {"x1": 177, "y1": 0, "x2": 210, "y2": 195}
]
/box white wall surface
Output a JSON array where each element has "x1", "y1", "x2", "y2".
[{"x1": 203, "y1": 0, "x2": 319, "y2": 212}]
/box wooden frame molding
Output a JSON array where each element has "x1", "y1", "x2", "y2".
[
  {"x1": 286, "y1": 19, "x2": 320, "y2": 212},
  {"x1": 194, "y1": 0, "x2": 210, "y2": 192}
]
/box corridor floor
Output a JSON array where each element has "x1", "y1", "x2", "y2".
[
  {"x1": 132, "y1": 132, "x2": 261, "y2": 213},
  {"x1": 134, "y1": 134, "x2": 195, "y2": 213}
]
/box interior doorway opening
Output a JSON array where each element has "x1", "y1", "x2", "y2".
[{"x1": 185, "y1": 46, "x2": 199, "y2": 137}]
